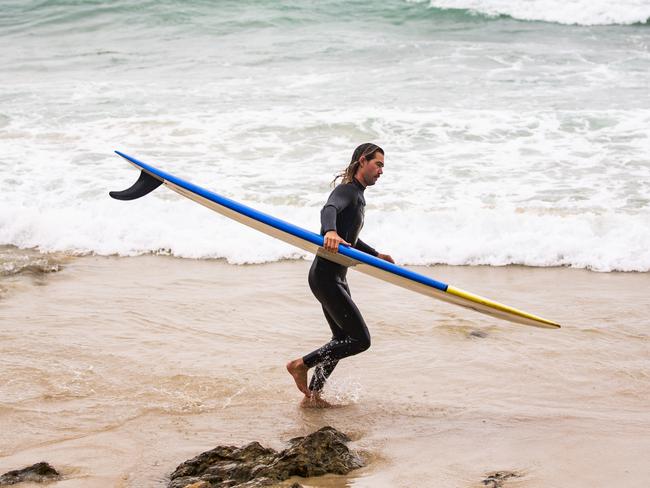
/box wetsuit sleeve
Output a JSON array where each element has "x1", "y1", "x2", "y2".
[
  {"x1": 354, "y1": 239, "x2": 378, "y2": 257},
  {"x1": 320, "y1": 185, "x2": 354, "y2": 233}
]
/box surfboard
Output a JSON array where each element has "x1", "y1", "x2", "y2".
[{"x1": 110, "y1": 151, "x2": 560, "y2": 329}]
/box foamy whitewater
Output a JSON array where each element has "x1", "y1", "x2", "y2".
[
  {"x1": 1, "y1": 0, "x2": 649, "y2": 271},
  {"x1": 426, "y1": 0, "x2": 650, "y2": 26}
]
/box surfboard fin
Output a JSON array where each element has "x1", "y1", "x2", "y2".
[{"x1": 109, "y1": 170, "x2": 163, "y2": 200}]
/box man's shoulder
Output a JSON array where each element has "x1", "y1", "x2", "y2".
[
  {"x1": 330, "y1": 182, "x2": 356, "y2": 196},
  {"x1": 324, "y1": 182, "x2": 357, "y2": 207}
]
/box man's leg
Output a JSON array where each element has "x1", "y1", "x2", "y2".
[
  {"x1": 308, "y1": 306, "x2": 344, "y2": 392},
  {"x1": 302, "y1": 281, "x2": 371, "y2": 370}
]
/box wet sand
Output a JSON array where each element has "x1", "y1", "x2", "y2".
[{"x1": 1, "y1": 255, "x2": 649, "y2": 487}]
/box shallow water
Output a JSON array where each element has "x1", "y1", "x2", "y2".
[{"x1": 1, "y1": 254, "x2": 648, "y2": 486}]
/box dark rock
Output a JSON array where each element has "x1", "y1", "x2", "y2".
[
  {"x1": 482, "y1": 471, "x2": 521, "y2": 487},
  {"x1": 0, "y1": 462, "x2": 60, "y2": 486},
  {"x1": 168, "y1": 426, "x2": 363, "y2": 488},
  {"x1": 469, "y1": 330, "x2": 488, "y2": 338}
]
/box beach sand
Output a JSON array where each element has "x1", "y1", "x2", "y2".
[{"x1": 1, "y1": 255, "x2": 649, "y2": 487}]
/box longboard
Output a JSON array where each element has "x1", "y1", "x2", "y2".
[{"x1": 110, "y1": 151, "x2": 560, "y2": 329}]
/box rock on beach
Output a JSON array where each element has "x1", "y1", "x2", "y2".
[
  {"x1": 168, "y1": 426, "x2": 364, "y2": 488},
  {"x1": 0, "y1": 462, "x2": 60, "y2": 486}
]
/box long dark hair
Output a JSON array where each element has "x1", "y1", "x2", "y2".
[{"x1": 332, "y1": 143, "x2": 384, "y2": 186}]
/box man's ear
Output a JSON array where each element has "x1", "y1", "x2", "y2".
[{"x1": 358, "y1": 156, "x2": 366, "y2": 166}]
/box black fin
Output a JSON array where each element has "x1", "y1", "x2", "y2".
[{"x1": 109, "y1": 170, "x2": 163, "y2": 201}]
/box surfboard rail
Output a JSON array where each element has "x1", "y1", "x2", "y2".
[{"x1": 110, "y1": 150, "x2": 561, "y2": 329}]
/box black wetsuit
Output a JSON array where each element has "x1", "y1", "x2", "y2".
[{"x1": 302, "y1": 179, "x2": 378, "y2": 392}]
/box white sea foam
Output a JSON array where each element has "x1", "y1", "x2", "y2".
[
  {"x1": 2, "y1": 103, "x2": 649, "y2": 271},
  {"x1": 1, "y1": 179, "x2": 649, "y2": 271},
  {"x1": 1, "y1": 1, "x2": 648, "y2": 271},
  {"x1": 427, "y1": 0, "x2": 650, "y2": 25}
]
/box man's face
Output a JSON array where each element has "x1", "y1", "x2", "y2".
[{"x1": 357, "y1": 152, "x2": 384, "y2": 187}]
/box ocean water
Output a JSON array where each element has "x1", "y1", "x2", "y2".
[{"x1": 1, "y1": 0, "x2": 649, "y2": 271}]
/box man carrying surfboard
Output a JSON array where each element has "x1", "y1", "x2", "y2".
[
  {"x1": 111, "y1": 147, "x2": 560, "y2": 408},
  {"x1": 287, "y1": 143, "x2": 394, "y2": 408}
]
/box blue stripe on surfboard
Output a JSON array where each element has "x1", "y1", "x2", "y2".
[{"x1": 114, "y1": 150, "x2": 450, "y2": 293}]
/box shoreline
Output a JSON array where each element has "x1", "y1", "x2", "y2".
[{"x1": 1, "y1": 255, "x2": 649, "y2": 487}]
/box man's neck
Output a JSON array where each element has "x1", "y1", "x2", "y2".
[{"x1": 353, "y1": 176, "x2": 366, "y2": 189}]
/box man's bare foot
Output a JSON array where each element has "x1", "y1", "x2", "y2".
[
  {"x1": 300, "y1": 392, "x2": 335, "y2": 409},
  {"x1": 286, "y1": 358, "x2": 310, "y2": 396}
]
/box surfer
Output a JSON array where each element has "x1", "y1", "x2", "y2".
[{"x1": 287, "y1": 143, "x2": 394, "y2": 408}]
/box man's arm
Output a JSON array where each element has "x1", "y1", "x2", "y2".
[
  {"x1": 354, "y1": 239, "x2": 394, "y2": 263},
  {"x1": 354, "y1": 238, "x2": 378, "y2": 256},
  {"x1": 320, "y1": 185, "x2": 353, "y2": 234},
  {"x1": 320, "y1": 186, "x2": 354, "y2": 252}
]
